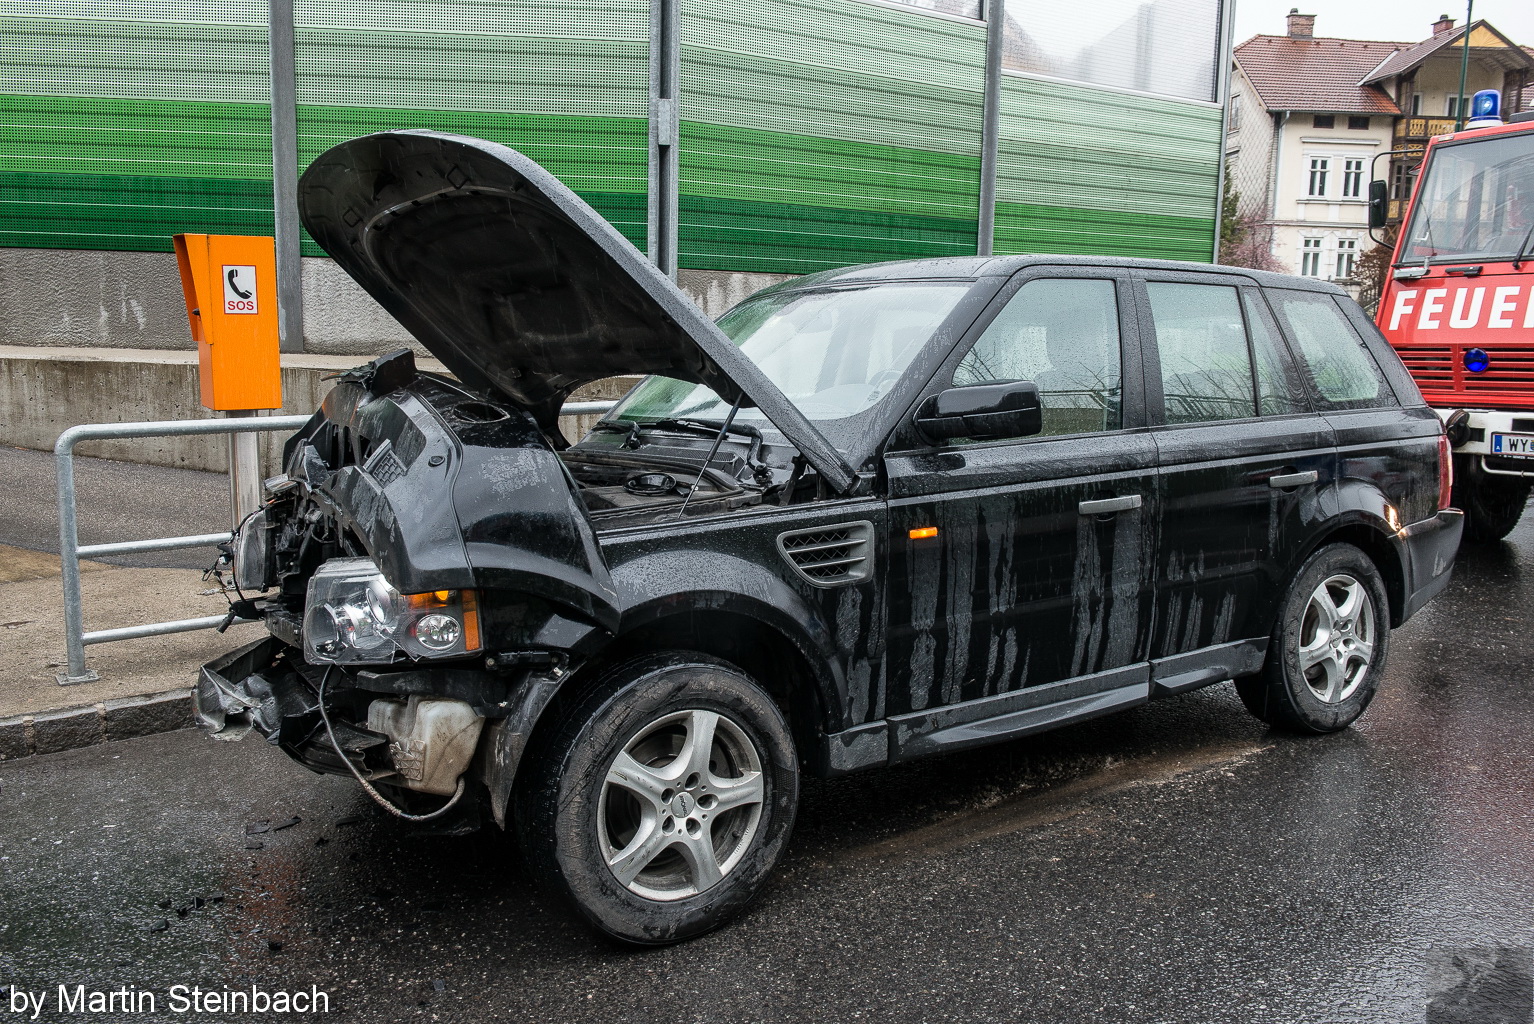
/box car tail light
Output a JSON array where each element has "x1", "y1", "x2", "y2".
[{"x1": 1438, "y1": 433, "x2": 1453, "y2": 510}]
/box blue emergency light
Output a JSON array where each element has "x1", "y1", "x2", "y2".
[
  {"x1": 1465, "y1": 348, "x2": 1491, "y2": 374},
  {"x1": 1467, "y1": 90, "x2": 1502, "y2": 128}
]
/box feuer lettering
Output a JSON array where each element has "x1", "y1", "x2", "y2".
[
  {"x1": 1448, "y1": 287, "x2": 1485, "y2": 328},
  {"x1": 1418, "y1": 288, "x2": 1448, "y2": 329},
  {"x1": 1489, "y1": 286, "x2": 1520, "y2": 328}
]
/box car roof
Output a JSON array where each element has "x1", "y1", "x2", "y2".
[{"x1": 771, "y1": 255, "x2": 1346, "y2": 295}]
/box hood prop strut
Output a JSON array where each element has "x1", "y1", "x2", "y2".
[{"x1": 679, "y1": 395, "x2": 742, "y2": 517}]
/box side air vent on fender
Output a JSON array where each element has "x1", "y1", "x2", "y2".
[{"x1": 776, "y1": 521, "x2": 875, "y2": 587}]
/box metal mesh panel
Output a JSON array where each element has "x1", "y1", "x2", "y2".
[
  {"x1": 1003, "y1": 0, "x2": 1222, "y2": 104},
  {"x1": 0, "y1": 0, "x2": 274, "y2": 250},
  {"x1": 993, "y1": 74, "x2": 1220, "y2": 261},
  {"x1": 293, "y1": 0, "x2": 649, "y2": 254},
  {"x1": 678, "y1": 0, "x2": 987, "y2": 274}
]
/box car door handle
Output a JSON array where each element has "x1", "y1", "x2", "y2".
[
  {"x1": 1078, "y1": 494, "x2": 1142, "y2": 516},
  {"x1": 1269, "y1": 470, "x2": 1319, "y2": 490}
]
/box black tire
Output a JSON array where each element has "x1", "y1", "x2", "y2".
[
  {"x1": 516, "y1": 653, "x2": 798, "y2": 945},
  {"x1": 1455, "y1": 461, "x2": 1530, "y2": 543},
  {"x1": 1236, "y1": 543, "x2": 1389, "y2": 734}
]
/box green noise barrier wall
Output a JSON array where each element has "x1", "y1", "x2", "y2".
[
  {"x1": 993, "y1": 75, "x2": 1221, "y2": 261},
  {"x1": 291, "y1": 0, "x2": 649, "y2": 255},
  {"x1": 1, "y1": 0, "x2": 276, "y2": 251},
  {"x1": 677, "y1": 0, "x2": 986, "y2": 274},
  {"x1": 2, "y1": 0, "x2": 1222, "y2": 273}
]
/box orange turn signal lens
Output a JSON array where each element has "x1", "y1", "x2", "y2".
[
  {"x1": 909, "y1": 526, "x2": 938, "y2": 540},
  {"x1": 461, "y1": 590, "x2": 481, "y2": 653}
]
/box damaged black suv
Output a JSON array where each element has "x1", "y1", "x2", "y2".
[{"x1": 198, "y1": 131, "x2": 1463, "y2": 944}]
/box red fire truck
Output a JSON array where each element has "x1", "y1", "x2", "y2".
[{"x1": 1374, "y1": 95, "x2": 1534, "y2": 542}]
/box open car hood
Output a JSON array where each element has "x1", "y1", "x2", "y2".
[{"x1": 299, "y1": 130, "x2": 856, "y2": 493}]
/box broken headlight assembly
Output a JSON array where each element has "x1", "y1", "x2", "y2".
[{"x1": 302, "y1": 558, "x2": 481, "y2": 665}]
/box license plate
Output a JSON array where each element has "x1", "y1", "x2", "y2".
[{"x1": 1490, "y1": 432, "x2": 1534, "y2": 457}]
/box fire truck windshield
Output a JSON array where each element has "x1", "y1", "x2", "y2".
[{"x1": 1400, "y1": 133, "x2": 1534, "y2": 265}]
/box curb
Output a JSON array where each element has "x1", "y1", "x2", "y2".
[{"x1": 0, "y1": 689, "x2": 194, "y2": 761}]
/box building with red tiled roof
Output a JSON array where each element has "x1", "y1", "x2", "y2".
[{"x1": 1224, "y1": 10, "x2": 1533, "y2": 290}]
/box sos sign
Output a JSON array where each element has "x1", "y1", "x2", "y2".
[{"x1": 222, "y1": 265, "x2": 259, "y2": 314}]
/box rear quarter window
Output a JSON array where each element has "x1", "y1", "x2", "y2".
[{"x1": 1266, "y1": 289, "x2": 1398, "y2": 410}]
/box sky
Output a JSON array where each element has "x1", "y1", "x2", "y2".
[{"x1": 1232, "y1": 0, "x2": 1534, "y2": 47}]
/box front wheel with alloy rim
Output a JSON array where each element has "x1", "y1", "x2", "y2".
[
  {"x1": 1236, "y1": 542, "x2": 1389, "y2": 734},
  {"x1": 517, "y1": 654, "x2": 798, "y2": 945}
]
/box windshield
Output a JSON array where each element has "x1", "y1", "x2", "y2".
[
  {"x1": 607, "y1": 281, "x2": 972, "y2": 429},
  {"x1": 1401, "y1": 132, "x2": 1534, "y2": 264}
]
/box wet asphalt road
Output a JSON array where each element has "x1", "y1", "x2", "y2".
[
  {"x1": 0, "y1": 445, "x2": 227, "y2": 570},
  {"x1": 3, "y1": 520, "x2": 1534, "y2": 1021}
]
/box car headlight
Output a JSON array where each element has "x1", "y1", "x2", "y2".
[
  {"x1": 302, "y1": 558, "x2": 481, "y2": 665},
  {"x1": 230, "y1": 509, "x2": 272, "y2": 592}
]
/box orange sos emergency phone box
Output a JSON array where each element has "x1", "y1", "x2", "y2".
[{"x1": 174, "y1": 234, "x2": 283, "y2": 411}]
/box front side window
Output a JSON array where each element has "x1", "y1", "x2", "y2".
[
  {"x1": 1308, "y1": 157, "x2": 1330, "y2": 197},
  {"x1": 1342, "y1": 158, "x2": 1364, "y2": 198},
  {"x1": 610, "y1": 281, "x2": 973, "y2": 431},
  {"x1": 1300, "y1": 238, "x2": 1323, "y2": 277},
  {"x1": 1401, "y1": 134, "x2": 1534, "y2": 263},
  {"x1": 1146, "y1": 283, "x2": 1255, "y2": 424},
  {"x1": 952, "y1": 278, "x2": 1122, "y2": 437},
  {"x1": 1269, "y1": 290, "x2": 1393, "y2": 409}
]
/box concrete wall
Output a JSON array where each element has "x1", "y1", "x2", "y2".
[
  {"x1": 0, "y1": 345, "x2": 637, "y2": 474},
  {"x1": 0, "y1": 246, "x2": 790, "y2": 475},
  {"x1": 0, "y1": 248, "x2": 793, "y2": 355}
]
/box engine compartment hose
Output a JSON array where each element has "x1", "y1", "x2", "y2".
[{"x1": 318, "y1": 667, "x2": 467, "y2": 822}]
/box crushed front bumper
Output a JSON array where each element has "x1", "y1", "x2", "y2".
[{"x1": 196, "y1": 637, "x2": 389, "y2": 776}]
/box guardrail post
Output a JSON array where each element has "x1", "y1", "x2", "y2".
[
  {"x1": 54, "y1": 433, "x2": 98, "y2": 684},
  {"x1": 227, "y1": 410, "x2": 263, "y2": 528}
]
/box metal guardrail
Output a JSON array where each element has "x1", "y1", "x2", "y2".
[{"x1": 54, "y1": 400, "x2": 618, "y2": 684}]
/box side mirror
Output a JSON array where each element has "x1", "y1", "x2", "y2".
[
  {"x1": 1368, "y1": 180, "x2": 1389, "y2": 229},
  {"x1": 914, "y1": 381, "x2": 1042, "y2": 444}
]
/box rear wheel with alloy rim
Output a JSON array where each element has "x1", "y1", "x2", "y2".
[
  {"x1": 518, "y1": 654, "x2": 797, "y2": 944},
  {"x1": 1236, "y1": 543, "x2": 1389, "y2": 734},
  {"x1": 1456, "y1": 462, "x2": 1530, "y2": 543}
]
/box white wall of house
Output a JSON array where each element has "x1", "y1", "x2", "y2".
[{"x1": 1267, "y1": 113, "x2": 1393, "y2": 284}]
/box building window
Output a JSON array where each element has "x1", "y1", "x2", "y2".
[
  {"x1": 1312, "y1": 114, "x2": 1335, "y2": 129},
  {"x1": 1228, "y1": 94, "x2": 1242, "y2": 133},
  {"x1": 1411, "y1": 93, "x2": 1422, "y2": 115},
  {"x1": 1301, "y1": 238, "x2": 1323, "y2": 277},
  {"x1": 1335, "y1": 238, "x2": 1358, "y2": 279},
  {"x1": 1348, "y1": 115, "x2": 1370, "y2": 130},
  {"x1": 1308, "y1": 157, "x2": 1330, "y2": 197},
  {"x1": 1342, "y1": 158, "x2": 1364, "y2": 198},
  {"x1": 1447, "y1": 95, "x2": 1461, "y2": 117}
]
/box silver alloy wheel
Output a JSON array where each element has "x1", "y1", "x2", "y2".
[
  {"x1": 597, "y1": 708, "x2": 765, "y2": 901},
  {"x1": 1297, "y1": 572, "x2": 1376, "y2": 704}
]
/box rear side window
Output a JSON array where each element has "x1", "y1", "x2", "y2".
[
  {"x1": 1146, "y1": 282, "x2": 1255, "y2": 424},
  {"x1": 952, "y1": 278, "x2": 1123, "y2": 436},
  {"x1": 1268, "y1": 290, "x2": 1395, "y2": 409},
  {"x1": 1243, "y1": 292, "x2": 1310, "y2": 416}
]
